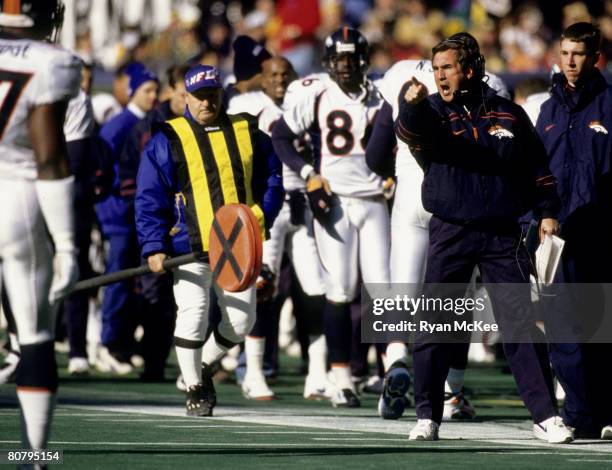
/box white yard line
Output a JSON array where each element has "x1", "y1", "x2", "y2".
[
  {"x1": 567, "y1": 459, "x2": 612, "y2": 462},
  {"x1": 156, "y1": 425, "x2": 278, "y2": 428},
  {"x1": 0, "y1": 405, "x2": 612, "y2": 462},
  {"x1": 233, "y1": 431, "x2": 364, "y2": 435},
  {"x1": 0, "y1": 440, "x2": 409, "y2": 448},
  {"x1": 17, "y1": 403, "x2": 612, "y2": 455},
  {"x1": 82, "y1": 419, "x2": 233, "y2": 423}
]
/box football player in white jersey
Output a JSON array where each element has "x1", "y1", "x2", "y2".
[
  {"x1": 0, "y1": 0, "x2": 81, "y2": 454},
  {"x1": 366, "y1": 52, "x2": 510, "y2": 420},
  {"x1": 233, "y1": 57, "x2": 332, "y2": 401},
  {"x1": 272, "y1": 27, "x2": 391, "y2": 407}
]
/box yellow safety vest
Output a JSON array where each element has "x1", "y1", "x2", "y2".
[{"x1": 160, "y1": 113, "x2": 265, "y2": 252}]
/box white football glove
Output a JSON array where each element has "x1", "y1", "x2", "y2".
[
  {"x1": 34, "y1": 176, "x2": 78, "y2": 305},
  {"x1": 49, "y1": 250, "x2": 79, "y2": 304}
]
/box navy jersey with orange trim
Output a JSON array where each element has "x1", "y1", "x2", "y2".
[{"x1": 395, "y1": 82, "x2": 559, "y2": 223}]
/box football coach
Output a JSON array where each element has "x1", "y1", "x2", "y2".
[{"x1": 395, "y1": 32, "x2": 573, "y2": 443}]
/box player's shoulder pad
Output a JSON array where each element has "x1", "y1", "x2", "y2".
[
  {"x1": 385, "y1": 59, "x2": 433, "y2": 80},
  {"x1": 380, "y1": 59, "x2": 433, "y2": 104},
  {"x1": 484, "y1": 71, "x2": 510, "y2": 100},
  {"x1": 227, "y1": 90, "x2": 268, "y2": 115},
  {"x1": 38, "y1": 45, "x2": 82, "y2": 103},
  {"x1": 284, "y1": 75, "x2": 328, "y2": 111},
  {"x1": 286, "y1": 73, "x2": 328, "y2": 96}
]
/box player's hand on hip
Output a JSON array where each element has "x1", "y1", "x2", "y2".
[
  {"x1": 306, "y1": 173, "x2": 333, "y2": 213},
  {"x1": 539, "y1": 218, "x2": 559, "y2": 243},
  {"x1": 256, "y1": 265, "x2": 276, "y2": 303},
  {"x1": 148, "y1": 253, "x2": 168, "y2": 273},
  {"x1": 403, "y1": 77, "x2": 429, "y2": 105},
  {"x1": 382, "y1": 177, "x2": 396, "y2": 200},
  {"x1": 49, "y1": 250, "x2": 79, "y2": 304}
]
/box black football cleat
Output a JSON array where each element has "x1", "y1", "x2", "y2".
[{"x1": 186, "y1": 384, "x2": 214, "y2": 417}]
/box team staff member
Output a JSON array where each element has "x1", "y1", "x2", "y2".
[
  {"x1": 135, "y1": 64, "x2": 283, "y2": 416},
  {"x1": 396, "y1": 33, "x2": 573, "y2": 443},
  {"x1": 95, "y1": 62, "x2": 159, "y2": 375},
  {"x1": 115, "y1": 65, "x2": 190, "y2": 382},
  {"x1": 536, "y1": 22, "x2": 612, "y2": 440}
]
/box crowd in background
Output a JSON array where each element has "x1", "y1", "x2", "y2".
[{"x1": 61, "y1": 0, "x2": 612, "y2": 84}]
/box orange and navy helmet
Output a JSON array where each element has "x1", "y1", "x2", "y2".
[
  {"x1": 0, "y1": 0, "x2": 65, "y2": 41},
  {"x1": 322, "y1": 27, "x2": 370, "y2": 78}
]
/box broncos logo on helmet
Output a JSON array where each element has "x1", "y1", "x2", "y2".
[
  {"x1": 322, "y1": 27, "x2": 370, "y2": 91},
  {"x1": 0, "y1": 0, "x2": 64, "y2": 42}
]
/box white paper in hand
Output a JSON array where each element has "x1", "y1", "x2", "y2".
[{"x1": 535, "y1": 234, "x2": 565, "y2": 285}]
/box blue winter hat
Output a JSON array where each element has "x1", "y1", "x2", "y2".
[
  {"x1": 185, "y1": 64, "x2": 222, "y2": 94},
  {"x1": 232, "y1": 35, "x2": 271, "y2": 81},
  {"x1": 125, "y1": 62, "x2": 159, "y2": 97}
]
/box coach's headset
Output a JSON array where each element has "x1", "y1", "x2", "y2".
[{"x1": 435, "y1": 32, "x2": 486, "y2": 97}]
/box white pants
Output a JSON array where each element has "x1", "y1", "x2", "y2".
[
  {"x1": 391, "y1": 171, "x2": 431, "y2": 286},
  {"x1": 173, "y1": 262, "x2": 256, "y2": 344},
  {"x1": 0, "y1": 179, "x2": 55, "y2": 345},
  {"x1": 263, "y1": 200, "x2": 325, "y2": 296},
  {"x1": 314, "y1": 195, "x2": 390, "y2": 303}
]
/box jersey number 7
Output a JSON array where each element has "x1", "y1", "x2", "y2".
[{"x1": 0, "y1": 70, "x2": 33, "y2": 140}]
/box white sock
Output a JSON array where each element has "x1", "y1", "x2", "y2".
[
  {"x1": 307, "y1": 335, "x2": 327, "y2": 378},
  {"x1": 244, "y1": 336, "x2": 265, "y2": 380},
  {"x1": 331, "y1": 365, "x2": 354, "y2": 391},
  {"x1": 17, "y1": 389, "x2": 55, "y2": 449},
  {"x1": 201, "y1": 336, "x2": 228, "y2": 366},
  {"x1": 445, "y1": 368, "x2": 465, "y2": 395},
  {"x1": 384, "y1": 342, "x2": 408, "y2": 371},
  {"x1": 175, "y1": 347, "x2": 202, "y2": 387}
]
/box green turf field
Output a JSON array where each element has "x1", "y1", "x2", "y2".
[{"x1": 1, "y1": 352, "x2": 611, "y2": 469}]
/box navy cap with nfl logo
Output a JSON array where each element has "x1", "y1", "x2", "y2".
[{"x1": 185, "y1": 64, "x2": 222, "y2": 98}]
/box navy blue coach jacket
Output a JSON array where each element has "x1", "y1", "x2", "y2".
[
  {"x1": 396, "y1": 83, "x2": 559, "y2": 224},
  {"x1": 536, "y1": 70, "x2": 612, "y2": 224}
]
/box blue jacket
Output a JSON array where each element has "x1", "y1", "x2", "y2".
[
  {"x1": 536, "y1": 70, "x2": 612, "y2": 224},
  {"x1": 95, "y1": 106, "x2": 143, "y2": 235},
  {"x1": 118, "y1": 102, "x2": 178, "y2": 199},
  {"x1": 396, "y1": 83, "x2": 559, "y2": 224},
  {"x1": 135, "y1": 113, "x2": 284, "y2": 259}
]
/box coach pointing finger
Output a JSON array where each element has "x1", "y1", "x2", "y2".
[
  {"x1": 403, "y1": 77, "x2": 429, "y2": 105},
  {"x1": 395, "y1": 32, "x2": 571, "y2": 444}
]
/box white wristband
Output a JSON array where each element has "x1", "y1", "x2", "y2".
[
  {"x1": 35, "y1": 176, "x2": 76, "y2": 253},
  {"x1": 300, "y1": 164, "x2": 315, "y2": 181}
]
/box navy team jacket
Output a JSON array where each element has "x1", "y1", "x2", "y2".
[
  {"x1": 536, "y1": 70, "x2": 612, "y2": 224},
  {"x1": 395, "y1": 83, "x2": 559, "y2": 224}
]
